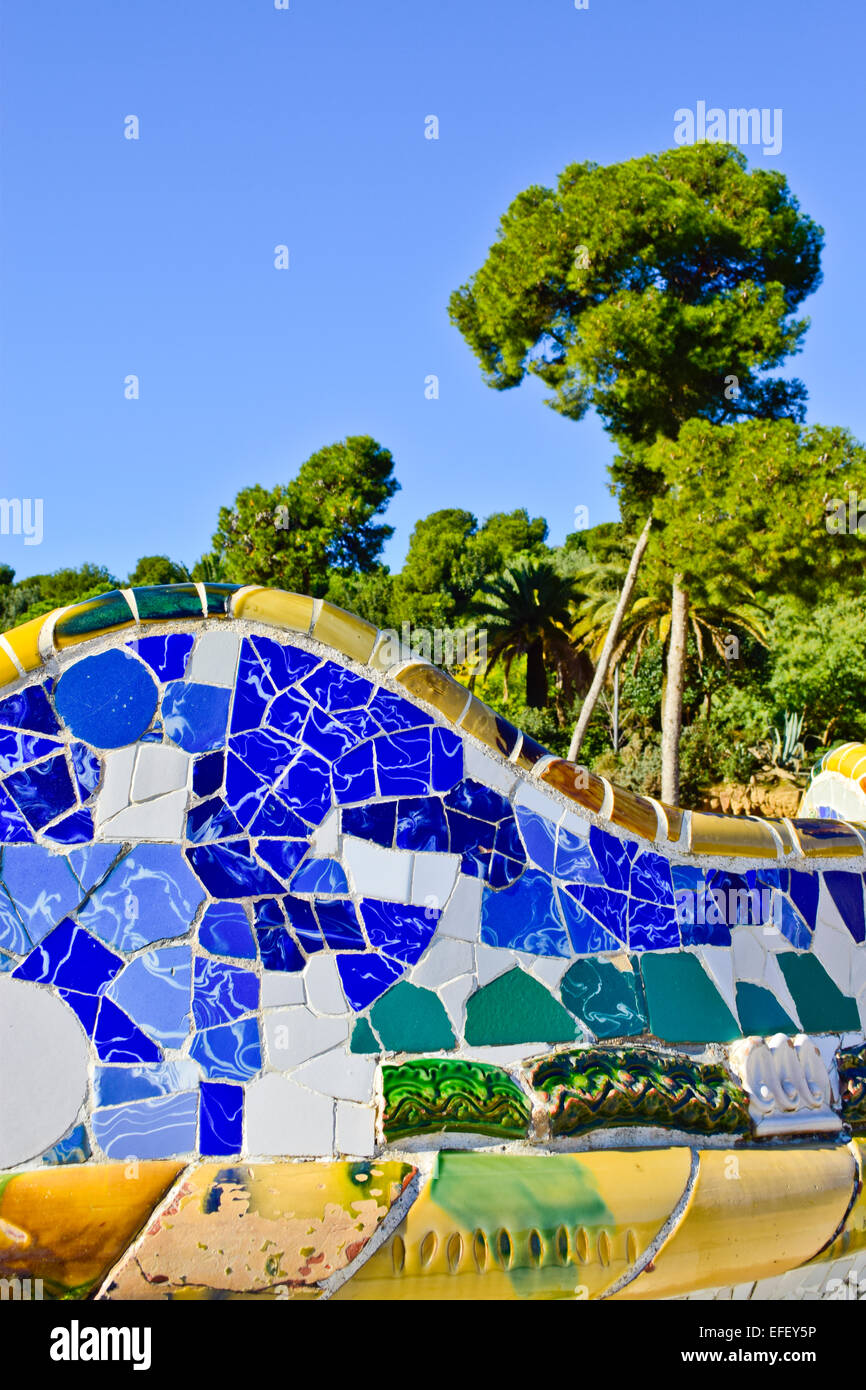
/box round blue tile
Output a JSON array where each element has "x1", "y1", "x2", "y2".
[{"x1": 54, "y1": 650, "x2": 158, "y2": 749}]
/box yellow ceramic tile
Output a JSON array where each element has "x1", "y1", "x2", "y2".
[
  {"x1": 3, "y1": 613, "x2": 50, "y2": 671},
  {"x1": 394, "y1": 662, "x2": 471, "y2": 722},
  {"x1": 540, "y1": 759, "x2": 606, "y2": 815},
  {"x1": 335, "y1": 1149, "x2": 690, "y2": 1301},
  {"x1": 513, "y1": 733, "x2": 553, "y2": 772},
  {"x1": 828, "y1": 744, "x2": 866, "y2": 776},
  {"x1": 101, "y1": 1160, "x2": 413, "y2": 1299},
  {"x1": 0, "y1": 1162, "x2": 184, "y2": 1298},
  {"x1": 615, "y1": 1147, "x2": 856, "y2": 1300},
  {"x1": 609, "y1": 786, "x2": 659, "y2": 840},
  {"x1": 0, "y1": 642, "x2": 22, "y2": 688},
  {"x1": 808, "y1": 1140, "x2": 866, "y2": 1264},
  {"x1": 788, "y1": 818, "x2": 865, "y2": 858},
  {"x1": 689, "y1": 811, "x2": 780, "y2": 859},
  {"x1": 659, "y1": 802, "x2": 685, "y2": 843},
  {"x1": 230, "y1": 586, "x2": 313, "y2": 634},
  {"x1": 764, "y1": 817, "x2": 795, "y2": 854},
  {"x1": 458, "y1": 696, "x2": 520, "y2": 758},
  {"x1": 313, "y1": 601, "x2": 379, "y2": 664}
]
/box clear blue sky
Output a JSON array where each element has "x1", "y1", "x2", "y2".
[{"x1": 2, "y1": 0, "x2": 863, "y2": 582}]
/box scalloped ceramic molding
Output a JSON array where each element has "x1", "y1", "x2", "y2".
[{"x1": 728, "y1": 1033, "x2": 842, "y2": 1136}]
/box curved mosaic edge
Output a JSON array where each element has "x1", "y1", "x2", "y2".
[
  {"x1": 2, "y1": 1143, "x2": 858, "y2": 1301},
  {"x1": 1, "y1": 582, "x2": 863, "y2": 864}
]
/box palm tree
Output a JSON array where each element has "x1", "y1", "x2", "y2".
[{"x1": 473, "y1": 560, "x2": 591, "y2": 714}]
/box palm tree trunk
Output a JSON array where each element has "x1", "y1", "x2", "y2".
[
  {"x1": 661, "y1": 577, "x2": 689, "y2": 804},
  {"x1": 612, "y1": 662, "x2": 620, "y2": 752},
  {"x1": 567, "y1": 513, "x2": 653, "y2": 760},
  {"x1": 526, "y1": 640, "x2": 547, "y2": 707}
]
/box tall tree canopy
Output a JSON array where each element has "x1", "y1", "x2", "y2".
[{"x1": 212, "y1": 436, "x2": 399, "y2": 593}]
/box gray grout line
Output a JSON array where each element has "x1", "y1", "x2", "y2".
[
  {"x1": 599, "y1": 1146, "x2": 700, "y2": 1300},
  {"x1": 318, "y1": 1166, "x2": 424, "y2": 1299}
]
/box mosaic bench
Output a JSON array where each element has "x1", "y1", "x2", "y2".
[{"x1": 2, "y1": 583, "x2": 866, "y2": 1301}]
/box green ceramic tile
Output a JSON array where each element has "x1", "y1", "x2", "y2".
[
  {"x1": 734, "y1": 981, "x2": 797, "y2": 1035},
  {"x1": 203, "y1": 583, "x2": 240, "y2": 616},
  {"x1": 638, "y1": 952, "x2": 740, "y2": 1043},
  {"x1": 53, "y1": 591, "x2": 136, "y2": 642},
  {"x1": 133, "y1": 584, "x2": 205, "y2": 620},
  {"x1": 382, "y1": 1059, "x2": 531, "y2": 1140},
  {"x1": 559, "y1": 957, "x2": 647, "y2": 1039},
  {"x1": 776, "y1": 953, "x2": 860, "y2": 1032},
  {"x1": 350, "y1": 1017, "x2": 380, "y2": 1054},
  {"x1": 464, "y1": 969, "x2": 577, "y2": 1046},
  {"x1": 370, "y1": 983, "x2": 455, "y2": 1052}
]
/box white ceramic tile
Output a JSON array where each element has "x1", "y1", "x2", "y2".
[
  {"x1": 530, "y1": 955, "x2": 573, "y2": 989},
  {"x1": 410, "y1": 851, "x2": 460, "y2": 909},
  {"x1": 412, "y1": 937, "x2": 474, "y2": 988},
  {"x1": 341, "y1": 837, "x2": 413, "y2": 900},
  {"x1": 812, "y1": 918, "x2": 855, "y2": 996},
  {"x1": 131, "y1": 744, "x2": 190, "y2": 802},
  {"x1": 309, "y1": 807, "x2": 340, "y2": 858},
  {"x1": 244, "y1": 1074, "x2": 334, "y2": 1156},
  {"x1": 476, "y1": 944, "x2": 518, "y2": 986},
  {"x1": 514, "y1": 781, "x2": 560, "y2": 818},
  {"x1": 760, "y1": 954, "x2": 802, "y2": 1029},
  {"x1": 558, "y1": 810, "x2": 590, "y2": 839},
  {"x1": 264, "y1": 1007, "x2": 348, "y2": 1068},
  {"x1": 437, "y1": 873, "x2": 482, "y2": 941},
  {"x1": 98, "y1": 789, "x2": 188, "y2": 842},
  {"x1": 335, "y1": 1100, "x2": 376, "y2": 1157},
  {"x1": 303, "y1": 954, "x2": 348, "y2": 1015},
  {"x1": 464, "y1": 743, "x2": 517, "y2": 796},
  {"x1": 261, "y1": 972, "x2": 306, "y2": 1007},
  {"x1": 0, "y1": 976, "x2": 89, "y2": 1167},
  {"x1": 94, "y1": 746, "x2": 136, "y2": 825},
  {"x1": 731, "y1": 927, "x2": 766, "y2": 983},
  {"x1": 439, "y1": 975, "x2": 475, "y2": 1036},
  {"x1": 695, "y1": 946, "x2": 738, "y2": 1018},
  {"x1": 293, "y1": 1045, "x2": 376, "y2": 1103},
  {"x1": 186, "y1": 631, "x2": 240, "y2": 687}
]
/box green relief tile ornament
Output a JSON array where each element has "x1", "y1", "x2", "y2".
[
  {"x1": 464, "y1": 969, "x2": 578, "y2": 1047},
  {"x1": 735, "y1": 981, "x2": 797, "y2": 1035},
  {"x1": 776, "y1": 953, "x2": 860, "y2": 1032},
  {"x1": 529, "y1": 1046, "x2": 751, "y2": 1137},
  {"x1": 837, "y1": 1043, "x2": 866, "y2": 1132},
  {"x1": 639, "y1": 952, "x2": 740, "y2": 1042},
  {"x1": 559, "y1": 956, "x2": 647, "y2": 1039},
  {"x1": 369, "y1": 983, "x2": 456, "y2": 1052},
  {"x1": 382, "y1": 1059, "x2": 531, "y2": 1140},
  {"x1": 350, "y1": 1018, "x2": 380, "y2": 1054}
]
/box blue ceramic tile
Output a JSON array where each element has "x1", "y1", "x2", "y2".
[
  {"x1": 369, "y1": 687, "x2": 432, "y2": 733},
  {"x1": 225, "y1": 751, "x2": 273, "y2": 828},
  {"x1": 248, "y1": 792, "x2": 310, "y2": 840},
  {"x1": 431, "y1": 727, "x2": 463, "y2": 791},
  {"x1": 678, "y1": 895, "x2": 733, "y2": 947},
  {"x1": 337, "y1": 706, "x2": 382, "y2": 741},
  {"x1": 332, "y1": 741, "x2": 376, "y2": 804},
  {"x1": 58, "y1": 988, "x2": 100, "y2": 1033},
  {"x1": 92, "y1": 1091, "x2": 198, "y2": 1159},
  {"x1": 249, "y1": 634, "x2": 320, "y2": 690},
  {"x1": 446, "y1": 779, "x2": 510, "y2": 823},
  {"x1": 108, "y1": 947, "x2": 192, "y2": 1046},
  {"x1": 446, "y1": 809, "x2": 495, "y2": 878},
  {"x1": 628, "y1": 896, "x2": 681, "y2": 950},
  {"x1": 554, "y1": 828, "x2": 604, "y2": 883},
  {"x1": 290, "y1": 857, "x2": 348, "y2": 894},
  {"x1": 255, "y1": 924, "x2": 306, "y2": 972},
  {"x1": 487, "y1": 853, "x2": 524, "y2": 888},
  {"x1": 282, "y1": 895, "x2": 323, "y2": 953},
  {"x1": 516, "y1": 807, "x2": 558, "y2": 874},
  {"x1": 671, "y1": 864, "x2": 704, "y2": 895},
  {"x1": 193, "y1": 957, "x2": 259, "y2": 1027},
  {"x1": 93, "y1": 1060, "x2": 201, "y2": 1107},
  {"x1": 0, "y1": 885, "x2": 30, "y2": 953},
  {"x1": 230, "y1": 643, "x2": 276, "y2": 734},
  {"x1": 231, "y1": 729, "x2": 297, "y2": 788},
  {"x1": 193, "y1": 750, "x2": 224, "y2": 798},
  {"x1": 0, "y1": 845, "x2": 81, "y2": 943},
  {"x1": 376, "y1": 729, "x2": 432, "y2": 797},
  {"x1": 588, "y1": 827, "x2": 635, "y2": 893},
  {"x1": 0, "y1": 784, "x2": 34, "y2": 843},
  {"x1": 630, "y1": 851, "x2": 675, "y2": 905},
  {"x1": 494, "y1": 817, "x2": 526, "y2": 863},
  {"x1": 163, "y1": 681, "x2": 230, "y2": 754},
  {"x1": 186, "y1": 797, "x2": 244, "y2": 843},
  {"x1": 265, "y1": 688, "x2": 313, "y2": 740},
  {"x1": 337, "y1": 951, "x2": 402, "y2": 1010},
  {"x1": 14, "y1": 918, "x2": 122, "y2": 993},
  {"x1": 39, "y1": 1123, "x2": 91, "y2": 1166},
  {"x1": 199, "y1": 901, "x2": 257, "y2": 959},
  {"x1": 0, "y1": 685, "x2": 59, "y2": 735},
  {"x1": 301, "y1": 660, "x2": 373, "y2": 713},
  {"x1": 566, "y1": 884, "x2": 628, "y2": 945},
  {"x1": 4, "y1": 754, "x2": 77, "y2": 830},
  {"x1": 396, "y1": 797, "x2": 449, "y2": 852},
  {"x1": 705, "y1": 870, "x2": 755, "y2": 926},
  {"x1": 0, "y1": 731, "x2": 61, "y2": 775},
  {"x1": 558, "y1": 886, "x2": 623, "y2": 954},
  {"x1": 78, "y1": 845, "x2": 205, "y2": 950},
  {"x1": 342, "y1": 801, "x2": 395, "y2": 847},
  {"x1": 68, "y1": 844, "x2": 123, "y2": 894},
  {"x1": 360, "y1": 898, "x2": 438, "y2": 964},
  {"x1": 70, "y1": 741, "x2": 101, "y2": 798},
  {"x1": 779, "y1": 896, "x2": 812, "y2": 950},
  {"x1": 788, "y1": 871, "x2": 819, "y2": 932},
  {"x1": 299, "y1": 704, "x2": 358, "y2": 761},
  {"x1": 481, "y1": 869, "x2": 570, "y2": 955},
  {"x1": 0, "y1": 948, "x2": 18, "y2": 970},
  {"x1": 43, "y1": 809, "x2": 95, "y2": 845},
  {"x1": 186, "y1": 843, "x2": 285, "y2": 898},
  {"x1": 127, "y1": 634, "x2": 194, "y2": 682},
  {"x1": 54, "y1": 650, "x2": 158, "y2": 749},
  {"x1": 316, "y1": 899, "x2": 365, "y2": 949},
  {"x1": 94, "y1": 997, "x2": 163, "y2": 1063},
  {"x1": 275, "y1": 748, "x2": 332, "y2": 824},
  {"x1": 826, "y1": 871, "x2": 866, "y2": 943},
  {"x1": 139, "y1": 723, "x2": 164, "y2": 744},
  {"x1": 254, "y1": 837, "x2": 308, "y2": 884},
  {"x1": 189, "y1": 1018, "x2": 261, "y2": 1081},
  {"x1": 199, "y1": 1082, "x2": 243, "y2": 1156}
]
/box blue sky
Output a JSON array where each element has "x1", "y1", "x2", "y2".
[{"x1": 2, "y1": 0, "x2": 864, "y2": 582}]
